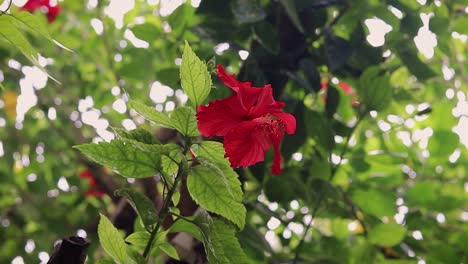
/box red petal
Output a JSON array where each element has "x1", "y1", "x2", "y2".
[
  {"x1": 223, "y1": 121, "x2": 271, "y2": 168},
  {"x1": 274, "y1": 112, "x2": 296, "y2": 135},
  {"x1": 271, "y1": 137, "x2": 283, "y2": 175},
  {"x1": 196, "y1": 95, "x2": 247, "y2": 137},
  {"x1": 247, "y1": 84, "x2": 284, "y2": 118},
  {"x1": 79, "y1": 169, "x2": 93, "y2": 179},
  {"x1": 339, "y1": 82, "x2": 352, "y2": 94},
  {"x1": 216, "y1": 64, "x2": 248, "y2": 93}
]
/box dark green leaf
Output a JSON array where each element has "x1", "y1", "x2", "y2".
[
  {"x1": 115, "y1": 188, "x2": 158, "y2": 231},
  {"x1": 279, "y1": 0, "x2": 305, "y2": 33},
  {"x1": 253, "y1": 21, "x2": 279, "y2": 54},
  {"x1": 231, "y1": 0, "x2": 266, "y2": 24}
]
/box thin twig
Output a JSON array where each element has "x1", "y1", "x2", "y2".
[{"x1": 292, "y1": 114, "x2": 364, "y2": 263}]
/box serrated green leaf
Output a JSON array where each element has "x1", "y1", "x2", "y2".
[
  {"x1": 98, "y1": 214, "x2": 128, "y2": 263},
  {"x1": 114, "y1": 127, "x2": 159, "y2": 144},
  {"x1": 74, "y1": 140, "x2": 178, "y2": 178},
  {"x1": 126, "y1": 231, "x2": 150, "y2": 247},
  {"x1": 129, "y1": 100, "x2": 173, "y2": 127},
  {"x1": 180, "y1": 41, "x2": 212, "y2": 106},
  {"x1": 191, "y1": 141, "x2": 243, "y2": 202},
  {"x1": 170, "y1": 106, "x2": 200, "y2": 137},
  {"x1": 368, "y1": 223, "x2": 406, "y2": 247},
  {"x1": 187, "y1": 162, "x2": 245, "y2": 228},
  {"x1": 115, "y1": 188, "x2": 158, "y2": 231},
  {"x1": 208, "y1": 219, "x2": 249, "y2": 264}
]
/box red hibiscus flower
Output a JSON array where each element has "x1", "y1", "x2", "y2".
[
  {"x1": 21, "y1": 0, "x2": 60, "y2": 23},
  {"x1": 196, "y1": 65, "x2": 296, "y2": 175},
  {"x1": 79, "y1": 169, "x2": 104, "y2": 198}
]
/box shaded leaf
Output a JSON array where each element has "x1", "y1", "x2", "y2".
[{"x1": 115, "y1": 188, "x2": 158, "y2": 231}]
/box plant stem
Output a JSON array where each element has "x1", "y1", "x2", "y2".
[
  {"x1": 142, "y1": 166, "x2": 184, "y2": 258},
  {"x1": 142, "y1": 139, "x2": 191, "y2": 259},
  {"x1": 292, "y1": 115, "x2": 363, "y2": 264}
]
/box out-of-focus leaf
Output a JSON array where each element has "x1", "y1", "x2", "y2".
[
  {"x1": 253, "y1": 21, "x2": 279, "y2": 54},
  {"x1": 231, "y1": 0, "x2": 266, "y2": 24},
  {"x1": 428, "y1": 130, "x2": 459, "y2": 157},
  {"x1": 368, "y1": 223, "x2": 406, "y2": 247},
  {"x1": 352, "y1": 188, "x2": 396, "y2": 217},
  {"x1": 325, "y1": 28, "x2": 353, "y2": 70},
  {"x1": 279, "y1": 0, "x2": 305, "y2": 33}
]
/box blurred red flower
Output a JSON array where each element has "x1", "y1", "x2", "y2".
[
  {"x1": 321, "y1": 80, "x2": 359, "y2": 106},
  {"x1": 196, "y1": 65, "x2": 296, "y2": 175},
  {"x1": 79, "y1": 169, "x2": 104, "y2": 198},
  {"x1": 21, "y1": 0, "x2": 60, "y2": 23}
]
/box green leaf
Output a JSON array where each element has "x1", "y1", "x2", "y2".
[
  {"x1": 253, "y1": 21, "x2": 279, "y2": 54},
  {"x1": 158, "y1": 242, "x2": 180, "y2": 260},
  {"x1": 357, "y1": 67, "x2": 392, "y2": 111},
  {"x1": 128, "y1": 100, "x2": 173, "y2": 127},
  {"x1": 352, "y1": 189, "x2": 396, "y2": 217},
  {"x1": 279, "y1": 0, "x2": 304, "y2": 33},
  {"x1": 368, "y1": 223, "x2": 406, "y2": 247},
  {"x1": 325, "y1": 85, "x2": 340, "y2": 118},
  {"x1": 170, "y1": 106, "x2": 200, "y2": 137},
  {"x1": 428, "y1": 130, "x2": 459, "y2": 157},
  {"x1": 115, "y1": 188, "x2": 158, "y2": 231},
  {"x1": 325, "y1": 29, "x2": 353, "y2": 70},
  {"x1": 187, "y1": 161, "x2": 246, "y2": 229},
  {"x1": 305, "y1": 110, "x2": 334, "y2": 153},
  {"x1": 74, "y1": 140, "x2": 178, "y2": 178},
  {"x1": 169, "y1": 218, "x2": 203, "y2": 241},
  {"x1": 98, "y1": 214, "x2": 128, "y2": 263},
  {"x1": 231, "y1": 0, "x2": 266, "y2": 24},
  {"x1": 180, "y1": 41, "x2": 212, "y2": 106},
  {"x1": 208, "y1": 219, "x2": 249, "y2": 264},
  {"x1": 190, "y1": 141, "x2": 243, "y2": 202},
  {"x1": 395, "y1": 45, "x2": 437, "y2": 81},
  {"x1": 0, "y1": 16, "x2": 37, "y2": 61},
  {"x1": 114, "y1": 127, "x2": 159, "y2": 144},
  {"x1": 125, "y1": 231, "x2": 150, "y2": 247},
  {"x1": 131, "y1": 23, "x2": 161, "y2": 42},
  {"x1": 11, "y1": 12, "x2": 52, "y2": 40}
]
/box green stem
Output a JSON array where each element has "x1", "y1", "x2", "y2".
[
  {"x1": 292, "y1": 115, "x2": 364, "y2": 264},
  {"x1": 142, "y1": 165, "x2": 185, "y2": 259},
  {"x1": 142, "y1": 138, "x2": 191, "y2": 259}
]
